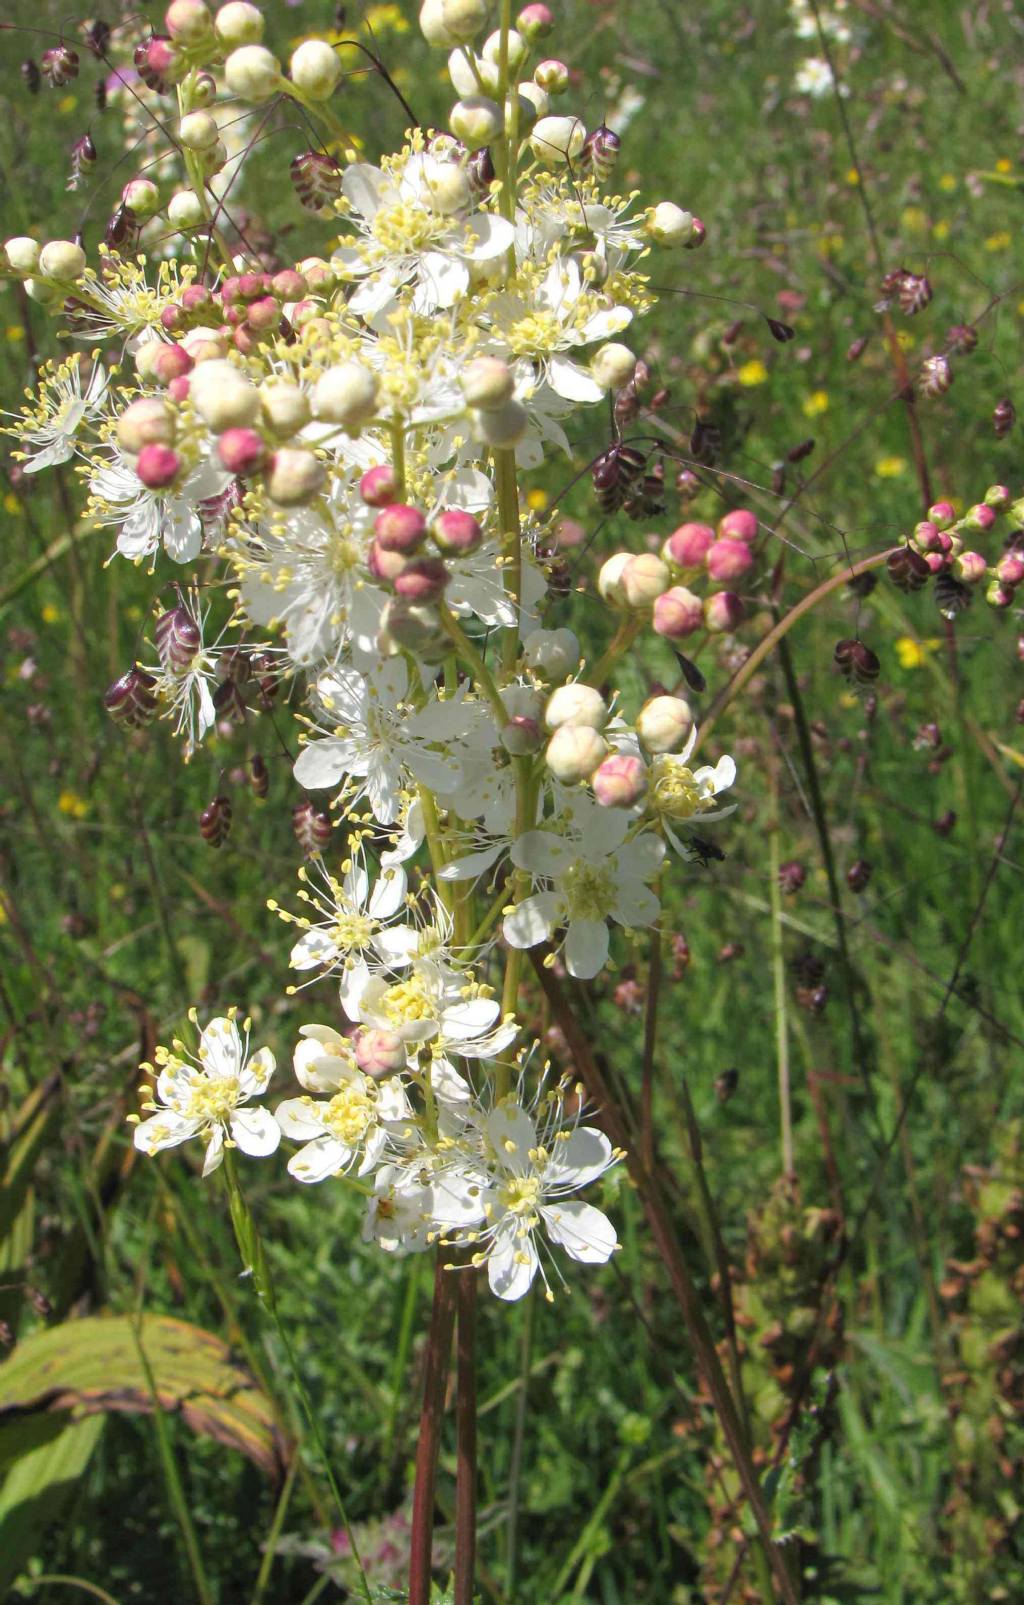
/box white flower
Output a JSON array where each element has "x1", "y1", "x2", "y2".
[
  {"x1": 275, "y1": 1024, "x2": 411, "y2": 1183},
  {"x1": 333, "y1": 153, "x2": 515, "y2": 318},
  {"x1": 7, "y1": 353, "x2": 107, "y2": 474},
  {"x1": 503, "y1": 800, "x2": 665, "y2": 978},
  {"x1": 477, "y1": 256, "x2": 632, "y2": 402},
  {"x1": 351, "y1": 961, "x2": 519, "y2": 1101},
  {"x1": 457, "y1": 1094, "x2": 619, "y2": 1301},
  {"x1": 794, "y1": 56, "x2": 836, "y2": 96},
  {"x1": 89, "y1": 450, "x2": 231, "y2": 565},
  {"x1": 275, "y1": 848, "x2": 409, "y2": 1014},
  {"x1": 294, "y1": 657, "x2": 487, "y2": 825},
  {"x1": 646, "y1": 726, "x2": 737, "y2": 858},
  {"x1": 133, "y1": 1013, "x2": 279, "y2": 1177}
]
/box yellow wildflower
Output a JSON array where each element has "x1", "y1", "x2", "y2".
[
  {"x1": 874, "y1": 456, "x2": 907, "y2": 479},
  {"x1": 58, "y1": 790, "x2": 90, "y2": 819},
  {"x1": 802, "y1": 390, "x2": 829, "y2": 418},
  {"x1": 736, "y1": 359, "x2": 768, "y2": 387}
]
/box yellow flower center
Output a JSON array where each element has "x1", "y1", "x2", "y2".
[
  {"x1": 380, "y1": 976, "x2": 437, "y2": 1027},
  {"x1": 650, "y1": 758, "x2": 703, "y2": 821},
  {"x1": 186, "y1": 1075, "x2": 240, "y2": 1124},
  {"x1": 331, "y1": 912, "x2": 375, "y2": 952},
  {"x1": 504, "y1": 310, "x2": 566, "y2": 356},
  {"x1": 371, "y1": 201, "x2": 443, "y2": 255},
  {"x1": 500, "y1": 1174, "x2": 542, "y2": 1217},
  {"x1": 324, "y1": 1082, "x2": 376, "y2": 1145}
]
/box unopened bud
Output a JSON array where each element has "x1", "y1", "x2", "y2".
[
  {"x1": 451, "y1": 95, "x2": 503, "y2": 149},
  {"x1": 38, "y1": 239, "x2": 86, "y2": 281},
  {"x1": 591, "y1": 342, "x2": 636, "y2": 392},
  {"x1": 620, "y1": 551, "x2": 670, "y2": 608},
  {"x1": 394, "y1": 556, "x2": 450, "y2": 602},
  {"x1": 706, "y1": 537, "x2": 754, "y2": 583},
  {"x1": 256, "y1": 446, "x2": 323, "y2": 507},
  {"x1": 289, "y1": 39, "x2": 342, "y2": 99},
  {"x1": 717, "y1": 508, "x2": 758, "y2": 543},
  {"x1": 963, "y1": 502, "x2": 996, "y2": 534},
  {"x1": 5, "y1": 237, "x2": 40, "y2": 275},
  {"x1": 313, "y1": 362, "x2": 379, "y2": 431},
  {"x1": 704, "y1": 591, "x2": 745, "y2": 632},
  {"x1": 470, "y1": 398, "x2": 529, "y2": 447},
  {"x1": 218, "y1": 427, "x2": 266, "y2": 475},
  {"x1": 523, "y1": 627, "x2": 579, "y2": 680},
  {"x1": 955, "y1": 550, "x2": 988, "y2": 585},
  {"x1": 355, "y1": 1028, "x2": 407, "y2": 1077},
  {"x1": 646, "y1": 202, "x2": 694, "y2": 246},
  {"x1": 432, "y1": 508, "x2": 483, "y2": 554},
  {"x1": 997, "y1": 552, "x2": 1024, "y2": 587},
  {"x1": 597, "y1": 552, "x2": 631, "y2": 605},
  {"x1": 375, "y1": 503, "x2": 427, "y2": 552},
  {"x1": 534, "y1": 57, "x2": 569, "y2": 93},
  {"x1": 166, "y1": 0, "x2": 213, "y2": 42},
  {"x1": 518, "y1": 3, "x2": 555, "y2": 39},
  {"x1": 529, "y1": 115, "x2": 586, "y2": 164},
  {"x1": 928, "y1": 500, "x2": 956, "y2": 530},
  {"x1": 663, "y1": 521, "x2": 714, "y2": 569},
  {"x1": 501, "y1": 714, "x2": 543, "y2": 754},
  {"x1": 653, "y1": 585, "x2": 703, "y2": 639},
  {"x1": 357, "y1": 465, "x2": 398, "y2": 507},
  {"x1": 116, "y1": 396, "x2": 175, "y2": 454},
  {"x1": 461, "y1": 356, "x2": 515, "y2": 410},
  {"x1": 190, "y1": 359, "x2": 260, "y2": 431},
  {"x1": 215, "y1": 2, "x2": 264, "y2": 45},
  {"x1": 179, "y1": 110, "x2": 218, "y2": 151},
  {"x1": 136, "y1": 443, "x2": 182, "y2": 489},
  {"x1": 592, "y1": 753, "x2": 647, "y2": 808},
  {"x1": 636, "y1": 694, "x2": 693, "y2": 753},
  {"x1": 224, "y1": 44, "x2": 280, "y2": 100},
  {"x1": 545, "y1": 723, "x2": 607, "y2": 783},
  {"x1": 167, "y1": 191, "x2": 205, "y2": 231},
  {"x1": 545, "y1": 682, "x2": 607, "y2": 731},
  {"x1": 482, "y1": 25, "x2": 527, "y2": 67},
  {"x1": 380, "y1": 598, "x2": 448, "y2": 661},
  {"x1": 259, "y1": 380, "x2": 310, "y2": 437},
  {"x1": 984, "y1": 484, "x2": 1011, "y2": 510}
]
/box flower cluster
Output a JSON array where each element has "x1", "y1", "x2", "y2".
[
  {"x1": 5, "y1": 0, "x2": 737, "y2": 1302},
  {"x1": 889, "y1": 485, "x2": 1024, "y2": 618}
]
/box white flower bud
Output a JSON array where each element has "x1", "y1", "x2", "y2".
[
  {"x1": 597, "y1": 551, "x2": 632, "y2": 605},
  {"x1": 646, "y1": 201, "x2": 695, "y2": 246},
  {"x1": 289, "y1": 40, "x2": 342, "y2": 100},
  {"x1": 482, "y1": 27, "x2": 527, "y2": 70},
  {"x1": 167, "y1": 191, "x2": 206, "y2": 230},
  {"x1": 534, "y1": 58, "x2": 569, "y2": 93},
  {"x1": 38, "y1": 239, "x2": 86, "y2": 281},
  {"x1": 4, "y1": 237, "x2": 40, "y2": 275},
  {"x1": 501, "y1": 684, "x2": 545, "y2": 724},
  {"x1": 134, "y1": 341, "x2": 165, "y2": 382},
  {"x1": 122, "y1": 179, "x2": 161, "y2": 220},
  {"x1": 450, "y1": 95, "x2": 503, "y2": 149},
  {"x1": 202, "y1": 139, "x2": 229, "y2": 177},
  {"x1": 264, "y1": 448, "x2": 326, "y2": 506},
  {"x1": 165, "y1": 0, "x2": 213, "y2": 43},
  {"x1": 523, "y1": 627, "x2": 580, "y2": 680},
  {"x1": 470, "y1": 399, "x2": 529, "y2": 448},
  {"x1": 214, "y1": 2, "x2": 264, "y2": 45},
  {"x1": 591, "y1": 342, "x2": 637, "y2": 391},
  {"x1": 515, "y1": 80, "x2": 549, "y2": 123},
  {"x1": 116, "y1": 396, "x2": 176, "y2": 454},
  {"x1": 24, "y1": 278, "x2": 61, "y2": 306},
  {"x1": 545, "y1": 724, "x2": 608, "y2": 784},
  {"x1": 447, "y1": 47, "x2": 481, "y2": 95},
  {"x1": 621, "y1": 552, "x2": 670, "y2": 609},
  {"x1": 637, "y1": 694, "x2": 694, "y2": 754},
  {"x1": 179, "y1": 111, "x2": 219, "y2": 150},
  {"x1": 421, "y1": 158, "x2": 471, "y2": 215},
  {"x1": 224, "y1": 44, "x2": 280, "y2": 101},
  {"x1": 259, "y1": 380, "x2": 311, "y2": 437},
  {"x1": 460, "y1": 355, "x2": 515, "y2": 410},
  {"x1": 419, "y1": 0, "x2": 456, "y2": 46},
  {"x1": 312, "y1": 363, "x2": 379, "y2": 431},
  {"x1": 529, "y1": 115, "x2": 586, "y2": 165},
  {"x1": 545, "y1": 682, "x2": 608, "y2": 732},
  {"x1": 190, "y1": 359, "x2": 260, "y2": 431}
]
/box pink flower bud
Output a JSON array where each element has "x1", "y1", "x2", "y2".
[
  {"x1": 180, "y1": 283, "x2": 214, "y2": 312},
  {"x1": 432, "y1": 508, "x2": 483, "y2": 554},
  {"x1": 997, "y1": 553, "x2": 1024, "y2": 587},
  {"x1": 987, "y1": 579, "x2": 1016, "y2": 608},
  {"x1": 217, "y1": 427, "x2": 266, "y2": 475},
  {"x1": 152, "y1": 344, "x2": 193, "y2": 385},
  {"x1": 245, "y1": 295, "x2": 281, "y2": 332},
  {"x1": 653, "y1": 585, "x2": 703, "y2": 639},
  {"x1": 704, "y1": 591, "x2": 745, "y2": 632},
  {"x1": 116, "y1": 396, "x2": 175, "y2": 453},
  {"x1": 368, "y1": 540, "x2": 410, "y2": 584},
  {"x1": 271, "y1": 269, "x2": 307, "y2": 301},
  {"x1": 592, "y1": 753, "x2": 648, "y2": 808},
  {"x1": 168, "y1": 376, "x2": 191, "y2": 403},
  {"x1": 912, "y1": 520, "x2": 941, "y2": 553},
  {"x1": 237, "y1": 271, "x2": 266, "y2": 300},
  {"x1": 501, "y1": 715, "x2": 543, "y2": 755},
  {"x1": 517, "y1": 3, "x2": 555, "y2": 39},
  {"x1": 394, "y1": 556, "x2": 450, "y2": 602},
  {"x1": 135, "y1": 443, "x2": 182, "y2": 489},
  {"x1": 963, "y1": 503, "x2": 996, "y2": 534},
  {"x1": 928, "y1": 500, "x2": 956, "y2": 530},
  {"x1": 955, "y1": 550, "x2": 988, "y2": 585},
  {"x1": 160, "y1": 303, "x2": 184, "y2": 332},
  {"x1": 717, "y1": 508, "x2": 758, "y2": 543},
  {"x1": 359, "y1": 465, "x2": 399, "y2": 506},
  {"x1": 146, "y1": 36, "x2": 181, "y2": 79},
  {"x1": 924, "y1": 552, "x2": 948, "y2": 575},
  {"x1": 985, "y1": 484, "x2": 1011, "y2": 510},
  {"x1": 663, "y1": 521, "x2": 714, "y2": 569},
  {"x1": 684, "y1": 217, "x2": 706, "y2": 249},
  {"x1": 354, "y1": 1028, "x2": 406, "y2": 1078},
  {"x1": 375, "y1": 503, "x2": 427, "y2": 552},
  {"x1": 706, "y1": 537, "x2": 754, "y2": 583},
  {"x1": 935, "y1": 532, "x2": 954, "y2": 555}
]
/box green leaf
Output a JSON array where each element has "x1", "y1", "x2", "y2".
[
  {"x1": 0, "y1": 1314, "x2": 289, "y2": 1479},
  {"x1": 0, "y1": 1411, "x2": 104, "y2": 1596}
]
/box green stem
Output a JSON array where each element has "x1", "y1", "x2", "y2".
[
  {"x1": 250, "y1": 1453, "x2": 300, "y2": 1605},
  {"x1": 768, "y1": 760, "x2": 794, "y2": 1176},
  {"x1": 437, "y1": 603, "x2": 508, "y2": 727},
  {"x1": 24, "y1": 1580, "x2": 123, "y2": 1605},
  {"x1": 505, "y1": 1291, "x2": 535, "y2": 1601},
  {"x1": 586, "y1": 615, "x2": 644, "y2": 690}
]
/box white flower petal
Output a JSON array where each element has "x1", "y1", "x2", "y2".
[
  {"x1": 287, "y1": 1134, "x2": 352, "y2": 1183},
  {"x1": 565, "y1": 917, "x2": 609, "y2": 979},
  {"x1": 503, "y1": 891, "x2": 562, "y2": 950},
  {"x1": 488, "y1": 1222, "x2": 538, "y2": 1301},
  {"x1": 541, "y1": 1199, "x2": 617, "y2": 1264},
  {"x1": 543, "y1": 1127, "x2": 613, "y2": 1189},
  {"x1": 230, "y1": 1105, "x2": 281, "y2": 1158}
]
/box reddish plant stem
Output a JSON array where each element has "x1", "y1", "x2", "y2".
[
  {"x1": 408, "y1": 1252, "x2": 457, "y2": 1605},
  {"x1": 529, "y1": 953, "x2": 800, "y2": 1605},
  {"x1": 454, "y1": 1268, "x2": 479, "y2": 1605}
]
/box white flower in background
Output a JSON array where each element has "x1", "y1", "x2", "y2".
[
  {"x1": 458, "y1": 1093, "x2": 620, "y2": 1301},
  {"x1": 272, "y1": 846, "x2": 410, "y2": 1014},
  {"x1": 478, "y1": 255, "x2": 633, "y2": 402},
  {"x1": 294, "y1": 658, "x2": 486, "y2": 825},
  {"x1": 133, "y1": 1012, "x2": 279, "y2": 1177},
  {"x1": 504, "y1": 801, "x2": 665, "y2": 978},
  {"x1": 6, "y1": 353, "x2": 108, "y2": 473},
  {"x1": 89, "y1": 449, "x2": 231, "y2": 564},
  {"x1": 332, "y1": 152, "x2": 515, "y2": 318},
  {"x1": 275, "y1": 1024, "x2": 411, "y2": 1183},
  {"x1": 646, "y1": 727, "x2": 737, "y2": 858},
  {"x1": 352, "y1": 961, "x2": 519, "y2": 1101},
  {"x1": 794, "y1": 56, "x2": 836, "y2": 96}
]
